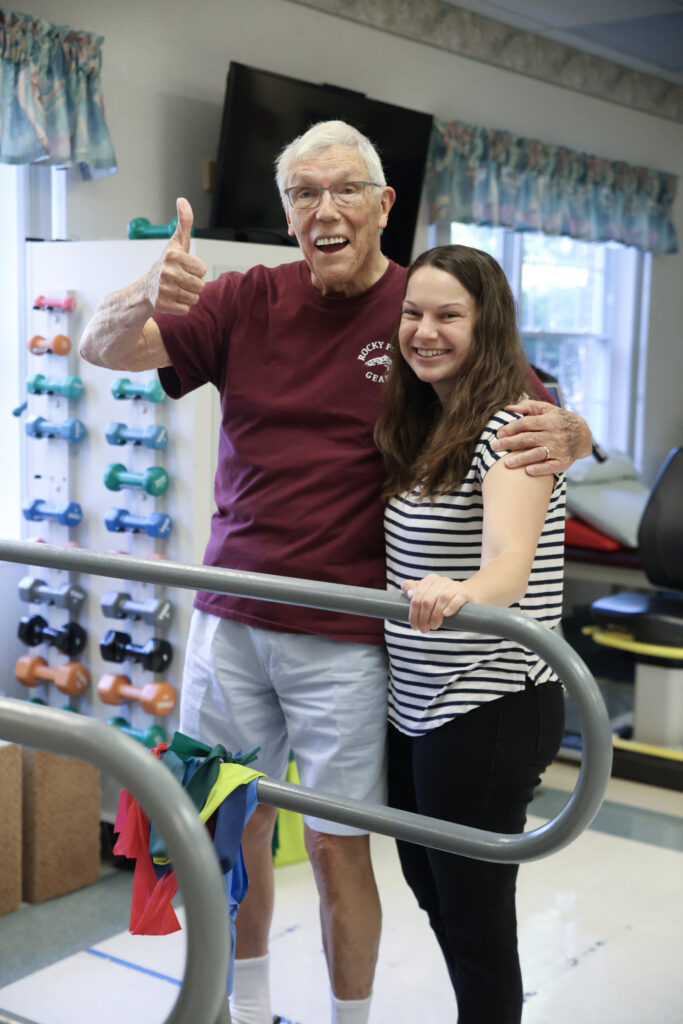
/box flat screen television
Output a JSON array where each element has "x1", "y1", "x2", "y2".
[{"x1": 202, "y1": 62, "x2": 434, "y2": 267}]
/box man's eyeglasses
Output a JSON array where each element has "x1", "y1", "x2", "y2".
[{"x1": 284, "y1": 180, "x2": 382, "y2": 210}]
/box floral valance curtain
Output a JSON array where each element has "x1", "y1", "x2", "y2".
[
  {"x1": 0, "y1": 8, "x2": 116, "y2": 179},
  {"x1": 426, "y1": 117, "x2": 678, "y2": 255}
]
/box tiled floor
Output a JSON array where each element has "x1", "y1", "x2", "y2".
[{"x1": 0, "y1": 761, "x2": 682, "y2": 1024}]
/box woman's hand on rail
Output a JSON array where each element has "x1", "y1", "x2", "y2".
[{"x1": 402, "y1": 575, "x2": 472, "y2": 633}]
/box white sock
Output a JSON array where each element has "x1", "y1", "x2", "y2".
[
  {"x1": 229, "y1": 954, "x2": 272, "y2": 1024},
  {"x1": 331, "y1": 993, "x2": 372, "y2": 1024}
]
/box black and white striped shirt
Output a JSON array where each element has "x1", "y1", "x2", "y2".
[{"x1": 385, "y1": 410, "x2": 566, "y2": 737}]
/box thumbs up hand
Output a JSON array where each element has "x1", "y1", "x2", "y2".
[{"x1": 145, "y1": 198, "x2": 207, "y2": 315}]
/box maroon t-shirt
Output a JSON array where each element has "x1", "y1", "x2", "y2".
[
  {"x1": 155, "y1": 258, "x2": 553, "y2": 645},
  {"x1": 155, "y1": 259, "x2": 406, "y2": 644}
]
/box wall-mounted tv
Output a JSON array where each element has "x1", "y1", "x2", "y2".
[{"x1": 202, "y1": 62, "x2": 434, "y2": 267}]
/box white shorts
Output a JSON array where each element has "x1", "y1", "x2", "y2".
[{"x1": 179, "y1": 611, "x2": 389, "y2": 835}]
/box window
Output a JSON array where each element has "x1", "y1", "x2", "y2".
[{"x1": 429, "y1": 221, "x2": 650, "y2": 457}]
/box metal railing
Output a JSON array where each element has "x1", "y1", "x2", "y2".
[
  {"x1": 0, "y1": 697, "x2": 231, "y2": 1024},
  {"x1": 0, "y1": 538, "x2": 614, "y2": 1023}
]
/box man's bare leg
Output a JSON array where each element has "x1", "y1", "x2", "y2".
[
  {"x1": 235, "y1": 803, "x2": 279, "y2": 956},
  {"x1": 304, "y1": 826, "x2": 382, "y2": 1000},
  {"x1": 230, "y1": 804, "x2": 279, "y2": 1024}
]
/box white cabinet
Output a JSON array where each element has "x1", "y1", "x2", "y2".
[{"x1": 18, "y1": 238, "x2": 301, "y2": 817}]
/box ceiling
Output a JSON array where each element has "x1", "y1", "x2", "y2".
[{"x1": 442, "y1": 0, "x2": 683, "y2": 85}]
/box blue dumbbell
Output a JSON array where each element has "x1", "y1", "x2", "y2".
[
  {"x1": 23, "y1": 499, "x2": 83, "y2": 527},
  {"x1": 111, "y1": 378, "x2": 166, "y2": 403},
  {"x1": 105, "y1": 422, "x2": 168, "y2": 450},
  {"x1": 104, "y1": 507, "x2": 172, "y2": 538},
  {"x1": 25, "y1": 415, "x2": 86, "y2": 443},
  {"x1": 26, "y1": 373, "x2": 84, "y2": 400}
]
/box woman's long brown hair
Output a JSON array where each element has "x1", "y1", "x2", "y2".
[{"x1": 374, "y1": 245, "x2": 530, "y2": 500}]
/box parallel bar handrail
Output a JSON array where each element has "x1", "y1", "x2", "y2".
[
  {"x1": 0, "y1": 538, "x2": 613, "y2": 862},
  {"x1": 0, "y1": 697, "x2": 230, "y2": 1024}
]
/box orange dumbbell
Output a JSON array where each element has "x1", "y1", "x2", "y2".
[
  {"x1": 28, "y1": 334, "x2": 71, "y2": 356},
  {"x1": 97, "y1": 673, "x2": 176, "y2": 716},
  {"x1": 15, "y1": 654, "x2": 90, "y2": 696}
]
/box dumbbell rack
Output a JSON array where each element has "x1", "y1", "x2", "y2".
[{"x1": 17, "y1": 237, "x2": 302, "y2": 818}]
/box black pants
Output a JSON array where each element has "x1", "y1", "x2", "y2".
[{"x1": 388, "y1": 679, "x2": 565, "y2": 1024}]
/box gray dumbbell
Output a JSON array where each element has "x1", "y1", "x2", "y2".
[
  {"x1": 18, "y1": 575, "x2": 86, "y2": 614},
  {"x1": 100, "y1": 590, "x2": 174, "y2": 628}
]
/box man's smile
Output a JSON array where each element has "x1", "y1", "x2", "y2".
[{"x1": 315, "y1": 236, "x2": 349, "y2": 253}]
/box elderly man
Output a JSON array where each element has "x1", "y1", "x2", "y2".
[{"x1": 80, "y1": 120, "x2": 591, "y2": 1024}]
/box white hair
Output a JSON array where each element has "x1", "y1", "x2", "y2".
[{"x1": 275, "y1": 120, "x2": 386, "y2": 197}]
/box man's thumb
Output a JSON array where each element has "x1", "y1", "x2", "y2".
[{"x1": 173, "y1": 197, "x2": 193, "y2": 251}]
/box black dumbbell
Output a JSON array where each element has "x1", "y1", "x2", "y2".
[
  {"x1": 99, "y1": 629, "x2": 172, "y2": 673},
  {"x1": 17, "y1": 614, "x2": 87, "y2": 657},
  {"x1": 18, "y1": 575, "x2": 86, "y2": 614},
  {"x1": 100, "y1": 590, "x2": 174, "y2": 628}
]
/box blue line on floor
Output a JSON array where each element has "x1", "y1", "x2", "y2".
[{"x1": 84, "y1": 948, "x2": 182, "y2": 986}]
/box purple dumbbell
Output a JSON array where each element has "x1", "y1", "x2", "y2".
[
  {"x1": 104, "y1": 507, "x2": 172, "y2": 538},
  {"x1": 105, "y1": 422, "x2": 168, "y2": 450}
]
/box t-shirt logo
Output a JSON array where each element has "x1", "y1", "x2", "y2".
[{"x1": 358, "y1": 340, "x2": 393, "y2": 383}]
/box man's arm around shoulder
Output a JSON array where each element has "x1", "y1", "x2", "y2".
[{"x1": 79, "y1": 198, "x2": 206, "y2": 372}]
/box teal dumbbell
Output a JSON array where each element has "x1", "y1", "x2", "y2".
[
  {"x1": 127, "y1": 215, "x2": 194, "y2": 240},
  {"x1": 104, "y1": 462, "x2": 169, "y2": 496},
  {"x1": 25, "y1": 415, "x2": 86, "y2": 443},
  {"x1": 111, "y1": 377, "x2": 166, "y2": 403},
  {"x1": 29, "y1": 697, "x2": 79, "y2": 713},
  {"x1": 108, "y1": 716, "x2": 167, "y2": 748},
  {"x1": 27, "y1": 373, "x2": 84, "y2": 400}
]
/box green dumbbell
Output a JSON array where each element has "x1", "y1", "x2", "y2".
[
  {"x1": 28, "y1": 697, "x2": 78, "y2": 713},
  {"x1": 103, "y1": 462, "x2": 169, "y2": 496},
  {"x1": 127, "y1": 215, "x2": 187, "y2": 240},
  {"x1": 111, "y1": 377, "x2": 166, "y2": 403},
  {"x1": 108, "y1": 716, "x2": 167, "y2": 748},
  {"x1": 26, "y1": 373, "x2": 84, "y2": 400}
]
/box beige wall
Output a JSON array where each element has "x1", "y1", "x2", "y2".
[{"x1": 27, "y1": 0, "x2": 683, "y2": 480}]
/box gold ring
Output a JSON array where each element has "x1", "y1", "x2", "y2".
[{"x1": 542, "y1": 445, "x2": 551, "y2": 461}]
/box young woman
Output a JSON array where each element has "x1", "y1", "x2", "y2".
[{"x1": 374, "y1": 245, "x2": 566, "y2": 1023}]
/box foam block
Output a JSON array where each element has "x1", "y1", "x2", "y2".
[
  {"x1": 22, "y1": 748, "x2": 101, "y2": 903},
  {"x1": 0, "y1": 742, "x2": 22, "y2": 915}
]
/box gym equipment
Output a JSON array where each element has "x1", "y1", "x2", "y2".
[
  {"x1": 26, "y1": 372, "x2": 84, "y2": 399},
  {"x1": 104, "y1": 462, "x2": 169, "y2": 496},
  {"x1": 0, "y1": 537, "x2": 614, "y2": 865},
  {"x1": 33, "y1": 295, "x2": 76, "y2": 312},
  {"x1": 14, "y1": 654, "x2": 90, "y2": 696},
  {"x1": 104, "y1": 507, "x2": 172, "y2": 538},
  {"x1": 105, "y1": 421, "x2": 168, "y2": 450},
  {"x1": 590, "y1": 446, "x2": 683, "y2": 747},
  {"x1": 18, "y1": 575, "x2": 86, "y2": 613},
  {"x1": 127, "y1": 215, "x2": 191, "y2": 240},
  {"x1": 99, "y1": 629, "x2": 173, "y2": 672},
  {"x1": 108, "y1": 715, "x2": 167, "y2": 748},
  {"x1": 111, "y1": 377, "x2": 166, "y2": 403},
  {"x1": 25, "y1": 414, "x2": 86, "y2": 443},
  {"x1": 18, "y1": 613, "x2": 87, "y2": 657},
  {"x1": 28, "y1": 333, "x2": 71, "y2": 356},
  {"x1": 101, "y1": 589, "x2": 174, "y2": 627},
  {"x1": 23, "y1": 498, "x2": 83, "y2": 527},
  {"x1": 98, "y1": 673, "x2": 176, "y2": 715}
]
